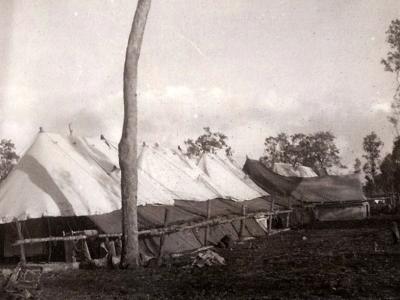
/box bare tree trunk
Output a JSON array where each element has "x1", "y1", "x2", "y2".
[{"x1": 119, "y1": 0, "x2": 151, "y2": 268}]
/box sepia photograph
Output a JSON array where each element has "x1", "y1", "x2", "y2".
[{"x1": 0, "y1": 0, "x2": 400, "y2": 299}]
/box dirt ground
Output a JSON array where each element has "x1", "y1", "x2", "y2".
[{"x1": 3, "y1": 215, "x2": 400, "y2": 299}]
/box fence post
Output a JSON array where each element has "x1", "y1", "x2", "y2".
[
  {"x1": 239, "y1": 205, "x2": 247, "y2": 240},
  {"x1": 158, "y1": 207, "x2": 170, "y2": 265},
  {"x1": 16, "y1": 221, "x2": 26, "y2": 265},
  {"x1": 268, "y1": 198, "x2": 275, "y2": 234},
  {"x1": 204, "y1": 200, "x2": 211, "y2": 245}
]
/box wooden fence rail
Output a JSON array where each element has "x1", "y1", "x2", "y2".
[{"x1": 12, "y1": 210, "x2": 292, "y2": 247}]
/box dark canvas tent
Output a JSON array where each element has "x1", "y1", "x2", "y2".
[{"x1": 243, "y1": 159, "x2": 369, "y2": 222}]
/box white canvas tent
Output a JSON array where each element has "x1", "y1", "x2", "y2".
[
  {"x1": 0, "y1": 133, "x2": 179, "y2": 224},
  {"x1": 137, "y1": 145, "x2": 222, "y2": 201},
  {"x1": 273, "y1": 163, "x2": 317, "y2": 178},
  {"x1": 197, "y1": 153, "x2": 268, "y2": 201},
  {"x1": 0, "y1": 132, "x2": 283, "y2": 261}
]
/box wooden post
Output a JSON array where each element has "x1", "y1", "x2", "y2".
[
  {"x1": 82, "y1": 240, "x2": 92, "y2": 261},
  {"x1": 158, "y1": 207, "x2": 169, "y2": 265},
  {"x1": 286, "y1": 194, "x2": 291, "y2": 228},
  {"x1": 391, "y1": 192, "x2": 394, "y2": 208},
  {"x1": 47, "y1": 218, "x2": 52, "y2": 262},
  {"x1": 239, "y1": 205, "x2": 247, "y2": 240},
  {"x1": 108, "y1": 241, "x2": 117, "y2": 257},
  {"x1": 268, "y1": 199, "x2": 275, "y2": 234},
  {"x1": 16, "y1": 221, "x2": 26, "y2": 265},
  {"x1": 204, "y1": 200, "x2": 211, "y2": 245},
  {"x1": 268, "y1": 216, "x2": 273, "y2": 234}
]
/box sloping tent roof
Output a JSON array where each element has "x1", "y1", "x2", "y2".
[
  {"x1": 138, "y1": 145, "x2": 222, "y2": 201},
  {"x1": 273, "y1": 163, "x2": 317, "y2": 178},
  {"x1": 0, "y1": 133, "x2": 177, "y2": 224},
  {"x1": 243, "y1": 159, "x2": 301, "y2": 195},
  {"x1": 82, "y1": 139, "x2": 270, "y2": 204},
  {"x1": 82, "y1": 139, "x2": 223, "y2": 202},
  {"x1": 197, "y1": 153, "x2": 268, "y2": 201},
  {"x1": 243, "y1": 158, "x2": 365, "y2": 205},
  {"x1": 81, "y1": 138, "x2": 179, "y2": 205}
]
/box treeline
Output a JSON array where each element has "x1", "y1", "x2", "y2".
[
  {"x1": 259, "y1": 131, "x2": 344, "y2": 176},
  {"x1": 0, "y1": 139, "x2": 19, "y2": 182}
]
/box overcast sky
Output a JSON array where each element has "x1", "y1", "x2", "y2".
[{"x1": 0, "y1": 0, "x2": 399, "y2": 168}]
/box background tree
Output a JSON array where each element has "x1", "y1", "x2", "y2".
[
  {"x1": 0, "y1": 139, "x2": 19, "y2": 181},
  {"x1": 365, "y1": 138, "x2": 400, "y2": 196},
  {"x1": 362, "y1": 132, "x2": 383, "y2": 193},
  {"x1": 378, "y1": 153, "x2": 396, "y2": 193},
  {"x1": 184, "y1": 127, "x2": 233, "y2": 158},
  {"x1": 261, "y1": 133, "x2": 292, "y2": 167},
  {"x1": 353, "y1": 157, "x2": 362, "y2": 174},
  {"x1": 382, "y1": 19, "x2": 400, "y2": 137},
  {"x1": 118, "y1": 0, "x2": 151, "y2": 268},
  {"x1": 388, "y1": 138, "x2": 400, "y2": 192},
  {"x1": 261, "y1": 131, "x2": 344, "y2": 174},
  {"x1": 306, "y1": 132, "x2": 343, "y2": 174}
]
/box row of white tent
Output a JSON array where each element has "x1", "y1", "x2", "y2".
[{"x1": 0, "y1": 132, "x2": 269, "y2": 224}]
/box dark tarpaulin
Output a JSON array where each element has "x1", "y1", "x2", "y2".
[{"x1": 243, "y1": 159, "x2": 365, "y2": 204}]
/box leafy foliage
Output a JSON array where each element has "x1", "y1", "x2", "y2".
[
  {"x1": 362, "y1": 132, "x2": 383, "y2": 181},
  {"x1": 378, "y1": 153, "x2": 396, "y2": 193},
  {"x1": 362, "y1": 137, "x2": 400, "y2": 196},
  {"x1": 0, "y1": 139, "x2": 19, "y2": 181},
  {"x1": 382, "y1": 19, "x2": 400, "y2": 135},
  {"x1": 260, "y1": 131, "x2": 344, "y2": 174},
  {"x1": 184, "y1": 127, "x2": 233, "y2": 158},
  {"x1": 353, "y1": 158, "x2": 362, "y2": 174},
  {"x1": 376, "y1": 138, "x2": 400, "y2": 194},
  {"x1": 382, "y1": 19, "x2": 400, "y2": 73}
]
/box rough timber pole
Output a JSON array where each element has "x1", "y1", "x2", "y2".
[
  {"x1": 239, "y1": 205, "x2": 247, "y2": 240},
  {"x1": 16, "y1": 221, "x2": 26, "y2": 265},
  {"x1": 204, "y1": 200, "x2": 211, "y2": 245},
  {"x1": 157, "y1": 208, "x2": 170, "y2": 265},
  {"x1": 119, "y1": 0, "x2": 151, "y2": 268},
  {"x1": 268, "y1": 198, "x2": 275, "y2": 234}
]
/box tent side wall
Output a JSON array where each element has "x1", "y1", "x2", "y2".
[
  {"x1": 0, "y1": 216, "x2": 101, "y2": 260},
  {"x1": 314, "y1": 202, "x2": 369, "y2": 221}
]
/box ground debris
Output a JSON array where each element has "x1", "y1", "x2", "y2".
[
  {"x1": 2, "y1": 263, "x2": 43, "y2": 299},
  {"x1": 11, "y1": 215, "x2": 400, "y2": 299},
  {"x1": 191, "y1": 250, "x2": 225, "y2": 268}
]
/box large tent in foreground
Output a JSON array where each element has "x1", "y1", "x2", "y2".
[
  {"x1": 243, "y1": 158, "x2": 369, "y2": 223},
  {"x1": 0, "y1": 133, "x2": 288, "y2": 262}
]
